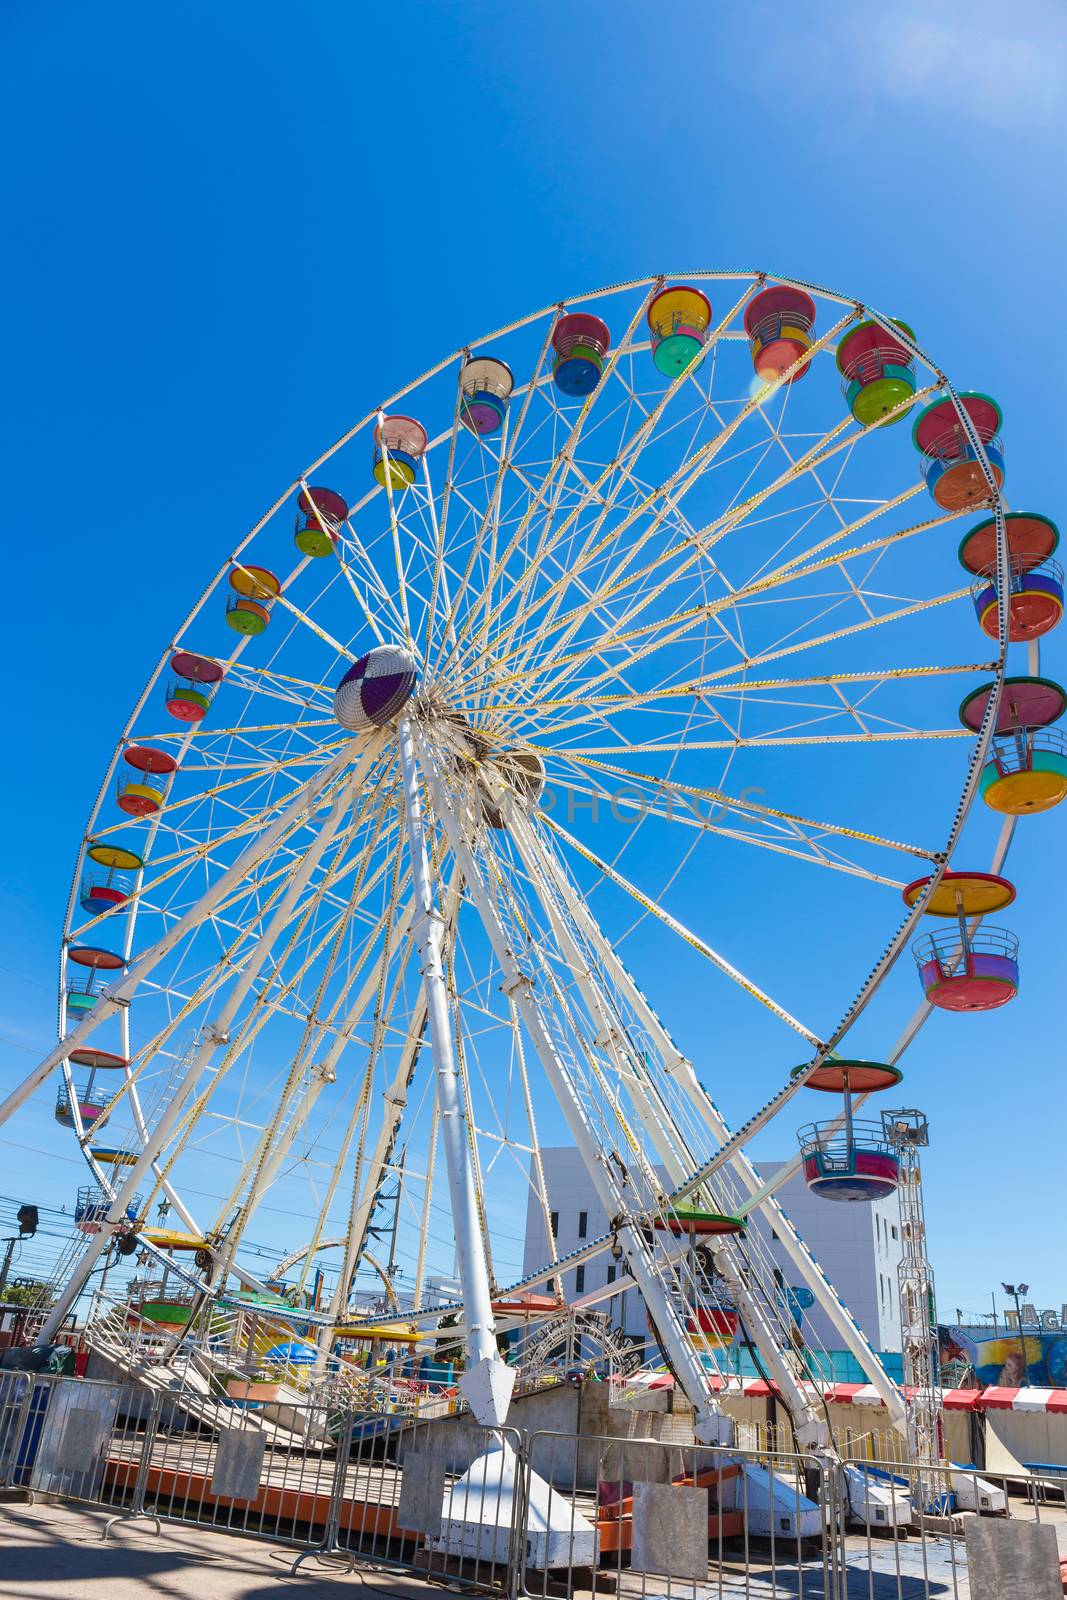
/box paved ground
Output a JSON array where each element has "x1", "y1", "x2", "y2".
[
  {"x1": 4, "y1": 1495, "x2": 1067, "y2": 1600},
  {"x1": 0, "y1": 1501, "x2": 451, "y2": 1600}
]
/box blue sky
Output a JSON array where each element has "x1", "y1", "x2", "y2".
[{"x1": 1, "y1": 1, "x2": 1065, "y2": 1320}]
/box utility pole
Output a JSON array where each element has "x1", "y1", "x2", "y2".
[
  {"x1": 0, "y1": 1205, "x2": 39, "y2": 1304},
  {"x1": 1002, "y1": 1282, "x2": 1031, "y2": 1385},
  {"x1": 0, "y1": 1239, "x2": 16, "y2": 1302}
]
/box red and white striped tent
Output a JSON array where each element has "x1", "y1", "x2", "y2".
[{"x1": 704, "y1": 1375, "x2": 1067, "y2": 1413}]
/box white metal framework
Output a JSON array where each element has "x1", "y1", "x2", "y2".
[{"x1": 12, "y1": 271, "x2": 1024, "y2": 1444}]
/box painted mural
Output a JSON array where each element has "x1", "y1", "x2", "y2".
[{"x1": 939, "y1": 1325, "x2": 1067, "y2": 1388}]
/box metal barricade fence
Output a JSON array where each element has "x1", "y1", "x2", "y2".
[
  {"x1": 520, "y1": 1428, "x2": 843, "y2": 1600},
  {"x1": 0, "y1": 1371, "x2": 37, "y2": 1490},
  {"x1": 0, "y1": 1372, "x2": 524, "y2": 1591},
  {"x1": 105, "y1": 1386, "x2": 342, "y2": 1550},
  {"x1": 0, "y1": 1371, "x2": 154, "y2": 1506},
  {"x1": 329, "y1": 1414, "x2": 525, "y2": 1591},
  {"x1": 842, "y1": 1455, "x2": 1066, "y2": 1600},
  {"x1": 5, "y1": 1375, "x2": 1067, "y2": 1599}
]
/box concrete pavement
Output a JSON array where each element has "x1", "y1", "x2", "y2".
[{"x1": 0, "y1": 1502, "x2": 453, "y2": 1600}]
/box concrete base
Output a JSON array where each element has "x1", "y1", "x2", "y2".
[
  {"x1": 842, "y1": 1464, "x2": 913, "y2": 1530},
  {"x1": 719, "y1": 1463, "x2": 823, "y2": 1540},
  {"x1": 694, "y1": 1411, "x2": 735, "y2": 1446},
  {"x1": 952, "y1": 1466, "x2": 1008, "y2": 1515},
  {"x1": 426, "y1": 1438, "x2": 597, "y2": 1570}
]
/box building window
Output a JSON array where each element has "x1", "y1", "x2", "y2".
[
  {"x1": 771, "y1": 1229, "x2": 779, "y2": 1241},
  {"x1": 575, "y1": 1265, "x2": 585, "y2": 1294},
  {"x1": 891, "y1": 1225, "x2": 898, "y2": 1241},
  {"x1": 546, "y1": 1277, "x2": 556, "y2": 1294},
  {"x1": 550, "y1": 1211, "x2": 558, "y2": 1238},
  {"x1": 607, "y1": 1264, "x2": 616, "y2": 1284},
  {"x1": 773, "y1": 1267, "x2": 784, "y2": 1289},
  {"x1": 578, "y1": 1211, "x2": 588, "y2": 1239}
]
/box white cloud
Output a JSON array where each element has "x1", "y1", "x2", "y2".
[{"x1": 872, "y1": 10, "x2": 1064, "y2": 125}]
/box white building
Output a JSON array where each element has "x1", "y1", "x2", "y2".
[{"x1": 521, "y1": 1147, "x2": 903, "y2": 1356}]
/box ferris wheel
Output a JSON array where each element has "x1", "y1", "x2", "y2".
[{"x1": 8, "y1": 271, "x2": 1063, "y2": 1444}]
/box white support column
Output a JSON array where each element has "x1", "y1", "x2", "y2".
[
  {"x1": 397, "y1": 718, "x2": 513, "y2": 1427},
  {"x1": 526, "y1": 815, "x2": 906, "y2": 1429},
  {"x1": 412, "y1": 1100, "x2": 439, "y2": 1309},
  {"x1": 418, "y1": 738, "x2": 731, "y2": 1444},
  {"x1": 34, "y1": 746, "x2": 374, "y2": 1345}
]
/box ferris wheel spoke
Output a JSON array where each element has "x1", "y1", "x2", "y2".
[
  {"x1": 440, "y1": 289, "x2": 661, "y2": 684},
  {"x1": 35, "y1": 747, "x2": 384, "y2": 1337},
  {"x1": 146, "y1": 895, "x2": 387, "y2": 1226},
  {"x1": 468, "y1": 307, "x2": 866, "y2": 686},
  {"x1": 522, "y1": 581, "x2": 973, "y2": 737},
  {"x1": 491, "y1": 423, "x2": 780, "y2": 697},
  {"x1": 538, "y1": 813, "x2": 822, "y2": 1044},
  {"x1": 540, "y1": 729, "x2": 971, "y2": 758},
  {"x1": 690, "y1": 384, "x2": 939, "y2": 564},
  {"x1": 422, "y1": 358, "x2": 473, "y2": 642},
  {"x1": 420, "y1": 447, "x2": 463, "y2": 665},
  {"x1": 466, "y1": 294, "x2": 850, "y2": 670},
  {"x1": 141, "y1": 812, "x2": 417, "y2": 1248},
  {"x1": 531, "y1": 835, "x2": 905, "y2": 1408},
  {"x1": 538, "y1": 769, "x2": 908, "y2": 888},
  {"x1": 543, "y1": 747, "x2": 938, "y2": 862},
  {"x1": 427, "y1": 316, "x2": 561, "y2": 680},
  {"x1": 327, "y1": 545, "x2": 390, "y2": 648},
  {"x1": 9, "y1": 738, "x2": 380, "y2": 1145},
  {"x1": 89, "y1": 770, "x2": 399, "y2": 1157},
  {"x1": 78, "y1": 757, "x2": 379, "y2": 946},
  {"x1": 506, "y1": 810, "x2": 704, "y2": 1185},
  {"x1": 754, "y1": 387, "x2": 861, "y2": 543},
  {"x1": 513, "y1": 493, "x2": 927, "y2": 719},
  {"x1": 128, "y1": 717, "x2": 338, "y2": 752},
  {"x1": 472, "y1": 827, "x2": 665, "y2": 1202},
  {"x1": 513, "y1": 385, "x2": 939, "y2": 705},
  {"x1": 218, "y1": 834, "x2": 419, "y2": 1279},
  {"x1": 289, "y1": 482, "x2": 401, "y2": 643},
  {"x1": 255, "y1": 580, "x2": 361, "y2": 664},
  {"x1": 755, "y1": 484, "x2": 931, "y2": 592},
  {"x1": 247, "y1": 884, "x2": 419, "y2": 1262},
  {"x1": 221, "y1": 662, "x2": 334, "y2": 717},
  {"x1": 485, "y1": 488, "x2": 940, "y2": 700},
  {"x1": 486, "y1": 660, "x2": 994, "y2": 745}
]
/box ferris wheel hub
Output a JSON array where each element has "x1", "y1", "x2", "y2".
[{"x1": 334, "y1": 646, "x2": 418, "y2": 730}]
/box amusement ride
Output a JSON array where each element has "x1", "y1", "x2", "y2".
[{"x1": 2, "y1": 272, "x2": 1062, "y2": 1487}]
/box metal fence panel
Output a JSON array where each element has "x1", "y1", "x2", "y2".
[
  {"x1": 30, "y1": 1379, "x2": 121, "y2": 1500},
  {"x1": 521, "y1": 1429, "x2": 842, "y2": 1600},
  {"x1": 0, "y1": 1372, "x2": 33, "y2": 1489},
  {"x1": 131, "y1": 1392, "x2": 340, "y2": 1547},
  {"x1": 331, "y1": 1414, "x2": 525, "y2": 1592},
  {"x1": 9, "y1": 1372, "x2": 1067, "y2": 1600}
]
